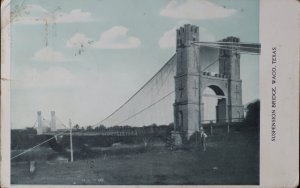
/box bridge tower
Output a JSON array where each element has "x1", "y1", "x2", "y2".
[
  {"x1": 50, "y1": 111, "x2": 57, "y2": 131},
  {"x1": 37, "y1": 111, "x2": 43, "y2": 135},
  {"x1": 173, "y1": 24, "x2": 201, "y2": 142},
  {"x1": 173, "y1": 24, "x2": 244, "y2": 143},
  {"x1": 219, "y1": 36, "x2": 244, "y2": 122}
]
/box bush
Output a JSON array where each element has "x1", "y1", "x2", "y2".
[{"x1": 245, "y1": 100, "x2": 260, "y2": 126}]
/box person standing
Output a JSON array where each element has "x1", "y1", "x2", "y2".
[
  {"x1": 200, "y1": 127, "x2": 207, "y2": 152},
  {"x1": 29, "y1": 160, "x2": 36, "y2": 179}
]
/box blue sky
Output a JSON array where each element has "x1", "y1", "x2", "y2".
[{"x1": 10, "y1": 0, "x2": 259, "y2": 128}]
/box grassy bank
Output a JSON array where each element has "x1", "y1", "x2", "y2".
[{"x1": 11, "y1": 125, "x2": 259, "y2": 185}]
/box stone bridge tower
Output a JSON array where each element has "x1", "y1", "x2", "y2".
[
  {"x1": 173, "y1": 24, "x2": 201, "y2": 142},
  {"x1": 173, "y1": 24, "x2": 244, "y2": 142},
  {"x1": 219, "y1": 37, "x2": 244, "y2": 123}
]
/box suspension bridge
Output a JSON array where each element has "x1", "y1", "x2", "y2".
[{"x1": 12, "y1": 24, "x2": 260, "y2": 160}]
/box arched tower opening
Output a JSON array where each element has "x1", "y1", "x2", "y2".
[{"x1": 202, "y1": 85, "x2": 227, "y2": 123}]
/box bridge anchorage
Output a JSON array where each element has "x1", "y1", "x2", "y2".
[{"x1": 172, "y1": 24, "x2": 260, "y2": 145}]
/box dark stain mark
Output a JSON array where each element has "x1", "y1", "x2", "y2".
[
  {"x1": 44, "y1": 20, "x2": 48, "y2": 47},
  {"x1": 1, "y1": 77, "x2": 11, "y2": 81}
]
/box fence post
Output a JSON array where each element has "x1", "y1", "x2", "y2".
[
  {"x1": 227, "y1": 120, "x2": 230, "y2": 134},
  {"x1": 210, "y1": 121, "x2": 213, "y2": 136},
  {"x1": 69, "y1": 119, "x2": 74, "y2": 162}
]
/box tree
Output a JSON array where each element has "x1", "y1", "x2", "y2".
[
  {"x1": 74, "y1": 124, "x2": 80, "y2": 130},
  {"x1": 86, "y1": 125, "x2": 93, "y2": 131},
  {"x1": 25, "y1": 127, "x2": 37, "y2": 134},
  {"x1": 95, "y1": 125, "x2": 106, "y2": 131},
  {"x1": 245, "y1": 100, "x2": 260, "y2": 126}
]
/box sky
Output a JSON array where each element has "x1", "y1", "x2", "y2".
[{"x1": 9, "y1": 0, "x2": 259, "y2": 129}]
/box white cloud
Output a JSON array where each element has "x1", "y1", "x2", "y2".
[
  {"x1": 93, "y1": 26, "x2": 141, "y2": 49},
  {"x1": 159, "y1": 27, "x2": 177, "y2": 49},
  {"x1": 13, "y1": 4, "x2": 93, "y2": 24},
  {"x1": 160, "y1": 0, "x2": 236, "y2": 20},
  {"x1": 12, "y1": 67, "x2": 82, "y2": 89},
  {"x1": 66, "y1": 26, "x2": 141, "y2": 49},
  {"x1": 24, "y1": 4, "x2": 48, "y2": 13},
  {"x1": 54, "y1": 9, "x2": 93, "y2": 23},
  {"x1": 159, "y1": 26, "x2": 215, "y2": 48},
  {"x1": 33, "y1": 47, "x2": 66, "y2": 62},
  {"x1": 66, "y1": 33, "x2": 93, "y2": 48}
]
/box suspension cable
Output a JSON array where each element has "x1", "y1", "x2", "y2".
[
  {"x1": 13, "y1": 89, "x2": 174, "y2": 159},
  {"x1": 12, "y1": 64, "x2": 176, "y2": 160},
  {"x1": 193, "y1": 41, "x2": 261, "y2": 51},
  {"x1": 198, "y1": 43, "x2": 260, "y2": 55},
  {"x1": 11, "y1": 130, "x2": 70, "y2": 160},
  {"x1": 31, "y1": 120, "x2": 37, "y2": 128},
  {"x1": 94, "y1": 55, "x2": 176, "y2": 126},
  {"x1": 201, "y1": 58, "x2": 219, "y2": 72},
  {"x1": 115, "y1": 90, "x2": 175, "y2": 126}
]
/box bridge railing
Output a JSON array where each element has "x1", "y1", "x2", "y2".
[{"x1": 201, "y1": 118, "x2": 245, "y2": 136}]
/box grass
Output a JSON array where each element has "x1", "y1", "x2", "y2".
[{"x1": 11, "y1": 125, "x2": 259, "y2": 185}]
